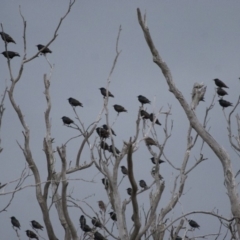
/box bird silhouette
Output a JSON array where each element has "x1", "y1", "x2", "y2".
[
  {"x1": 61, "y1": 116, "x2": 74, "y2": 125},
  {"x1": 36, "y1": 44, "x2": 52, "y2": 54},
  {"x1": 218, "y1": 99, "x2": 233, "y2": 108},
  {"x1": 10, "y1": 216, "x2": 20, "y2": 230},
  {"x1": 68, "y1": 97, "x2": 83, "y2": 107},
  {"x1": 213, "y1": 78, "x2": 228, "y2": 88},
  {"x1": 1, "y1": 51, "x2": 20, "y2": 59},
  {"x1": 99, "y1": 87, "x2": 114, "y2": 98},
  {"x1": 0, "y1": 32, "x2": 16, "y2": 44},
  {"x1": 30, "y1": 220, "x2": 43, "y2": 231},
  {"x1": 138, "y1": 95, "x2": 151, "y2": 105}
]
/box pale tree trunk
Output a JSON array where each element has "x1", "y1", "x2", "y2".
[{"x1": 137, "y1": 8, "x2": 240, "y2": 238}]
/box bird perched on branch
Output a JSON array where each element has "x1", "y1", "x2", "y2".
[
  {"x1": 126, "y1": 188, "x2": 132, "y2": 196},
  {"x1": 149, "y1": 113, "x2": 161, "y2": 125},
  {"x1": 68, "y1": 97, "x2": 83, "y2": 107},
  {"x1": 188, "y1": 219, "x2": 200, "y2": 229},
  {"x1": 138, "y1": 95, "x2": 151, "y2": 105},
  {"x1": 10, "y1": 216, "x2": 20, "y2": 230},
  {"x1": 121, "y1": 166, "x2": 128, "y2": 175},
  {"x1": 113, "y1": 104, "x2": 127, "y2": 114},
  {"x1": 218, "y1": 99, "x2": 233, "y2": 108},
  {"x1": 150, "y1": 157, "x2": 165, "y2": 165},
  {"x1": 98, "y1": 200, "x2": 106, "y2": 212},
  {"x1": 81, "y1": 224, "x2": 92, "y2": 232},
  {"x1": 100, "y1": 141, "x2": 109, "y2": 151},
  {"x1": 109, "y1": 145, "x2": 120, "y2": 155},
  {"x1": 140, "y1": 110, "x2": 150, "y2": 119},
  {"x1": 26, "y1": 230, "x2": 39, "y2": 240},
  {"x1": 213, "y1": 78, "x2": 228, "y2": 88},
  {"x1": 145, "y1": 137, "x2": 157, "y2": 146},
  {"x1": 139, "y1": 180, "x2": 147, "y2": 188},
  {"x1": 79, "y1": 215, "x2": 86, "y2": 228},
  {"x1": 109, "y1": 212, "x2": 117, "y2": 221},
  {"x1": 36, "y1": 44, "x2": 52, "y2": 54},
  {"x1": 94, "y1": 231, "x2": 107, "y2": 240},
  {"x1": 1, "y1": 51, "x2": 20, "y2": 59},
  {"x1": 96, "y1": 127, "x2": 109, "y2": 139},
  {"x1": 216, "y1": 88, "x2": 228, "y2": 97},
  {"x1": 101, "y1": 178, "x2": 108, "y2": 189},
  {"x1": 30, "y1": 220, "x2": 44, "y2": 231},
  {"x1": 102, "y1": 124, "x2": 116, "y2": 136},
  {"x1": 92, "y1": 217, "x2": 102, "y2": 228},
  {"x1": 0, "y1": 32, "x2": 16, "y2": 44},
  {"x1": 99, "y1": 87, "x2": 114, "y2": 98},
  {"x1": 61, "y1": 116, "x2": 74, "y2": 125}
]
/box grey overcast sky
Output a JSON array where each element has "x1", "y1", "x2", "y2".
[{"x1": 1, "y1": 1, "x2": 240, "y2": 239}]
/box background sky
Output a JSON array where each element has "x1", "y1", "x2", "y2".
[{"x1": 0, "y1": 1, "x2": 240, "y2": 239}]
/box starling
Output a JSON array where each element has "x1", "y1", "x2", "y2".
[
  {"x1": 61, "y1": 116, "x2": 74, "y2": 125},
  {"x1": 138, "y1": 95, "x2": 151, "y2": 105},
  {"x1": 99, "y1": 87, "x2": 114, "y2": 98},
  {"x1": 175, "y1": 236, "x2": 182, "y2": 240},
  {"x1": 98, "y1": 200, "x2": 106, "y2": 212},
  {"x1": 68, "y1": 97, "x2": 83, "y2": 107},
  {"x1": 101, "y1": 178, "x2": 108, "y2": 189},
  {"x1": 100, "y1": 141, "x2": 109, "y2": 151},
  {"x1": 109, "y1": 212, "x2": 117, "y2": 221},
  {"x1": 121, "y1": 166, "x2": 128, "y2": 175},
  {"x1": 145, "y1": 137, "x2": 157, "y2": 146},
  {"x1": 102, "y1": 124, "x2": 116, "y2": 136},
  {"x1": 109, "y1": 145, "x2": 120, "y2": 155},
  {"x1": 140, "y1": 110, "x2": 150, "y2": 119},
  {"x1": 10, "y1": 216, "x2": 20, "y2": 230},
  {"x1": 81, "y1": 224, "x2": 92, "y2": 232},
  {"x1": 94, "y1": 231, "x2": 107, "y2": 240},
  {"x1": 218, "y1": 99, "x2": 233, "y2": 108},
  {"x1": 126, "y1": 187, "x2": 132, "y2": 196},
  {"x1": 36, "y1": 44, "x2": 52, "y2": 54},
  {"x1": 188, "y1": 219, "x2": 200, "y2": 229},
  {"x1": 92, "y1": 217, "x2": 102, "y2": 228},
  {"x1": 213, "y1": 78, "x2": 228, "y2": 88},
  {"x1": 1, "y1": 51, "x2": 20, "y2": 59},
  {"x1": 26, "y1": 230, "x2": 39, "y2": 240},
  {"x1": 79, "y1": 215, "x2": 86, "y2": 228},
  {"x1": 113, "y1": 104, "x2": 127, "y2": 114},
  {"x1": 30, "y1": 220, "x2": 43, "y2": 231},
  {"x1": 217, "y1": 88, "x2": 228, "y2": 97},
  {"x1": 139, "y1": 180, "x2": 147, "y2": 188},
  {"x1": 96, "y1": 127, "x2": 109, "y2": 139},
  {"x1": 0, "y1": 32, "x2": 16, "y2": 44},
  {"x1": 149, "y1": 113, "x2": 161, "y2": 125},
  {"x1": 151, "y1": 167, "x2": 163, "y2": 180},
  {"x1": 150, "y1": 157, "x2": 165, "y2": 165}
]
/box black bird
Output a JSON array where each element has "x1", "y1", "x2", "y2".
[
  {"x1": 109, "y1": 145, "x2": 120, "y2": 155},
  {"x1": 0, "y1": 32, "x2": 16, "y2": 44},
  {"x1": 100, "y1": 141, "x2": 109, "y2": 151},
  {"x1": 109, "y1": 212, "x2": 117, "y2": 221},
  {"x1": 79, "y1": 215, "x2": 86, "y2": 228},
  {"x1": 61, "y1": 116, "x2": 74, "y2": 125},
  {"x1": 121, "y1": 166, "x2": 128, "y2": 175},
  {"x1": 26, "y1": 230, "x2": 39, "y2": 240},
  {"x1": 150, "y1": 157, "x2": 165, "y2": 165},
  {"x1": 126, "y1": 188, "x2": 132, "y2": 196},
  {"x1": 68, "y1": 97, "x2": 83, "y2": 107},
  {"x1": 218, "y1": 99, "x2": 233, "y2": 108},
  {"x1": 175, "y1": 236, "x2": 182, "y2": 240},
  {"x1": 30, "y1": 220, "x2": 43, "y2": 231},
  {"x1": 11, "y1": 216, "x2": 20, "y2": 230},
  {"x1": 1, "y1": 51, "x2": 20, "y2": 59},
  {"x1": 188, "y1": 219, "x2": 200, "y2": 229},
  {"x1": 138, "y1": 95, "x2": 151, "y2": 105},
  {"x1": 92, "y1": 217, "x2": 102, "y2": 228},
  {"x1": 81, "y1": 224, "x2": 92, "y2": 232},
  {"x1": 140, "y1": 110, "x2": 150, "y2": 119},
  {"x1": 96, "y1": 127, "x2": 109, "y2": 139},
  {"x1": 217, "y1": 88, "x2": 228, "y2": 97},
  {"x1": 113, "y1": 104, "x2": 127, "y2": 114},
  {"x1": 102, "y1": 124, "x2": 116, "y2": 136},
  {"x1": 145, "y1": 137, "x2": 157, "y2": 146},
  {"x1": 99, "y1": 87, "x2": 114, "y2": 98},
  {"x1": 149, "y1": 113, "x2": 161, "y2": 125},
  {"x1": 213, "y1": 78, "x2": 228, "y2": 88},
  {"x1": 139, "y1": 180, "x2": 147, "y2": 188},
  {"x1": 36, "y1": 44, "x2": 52, "y2": 54},
  {"x1": 94, "y1": 231, "x2": 107, "y2": 240},
  {"x1": 101, "y1": 178, "x2": 109, "y2": 188}
]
